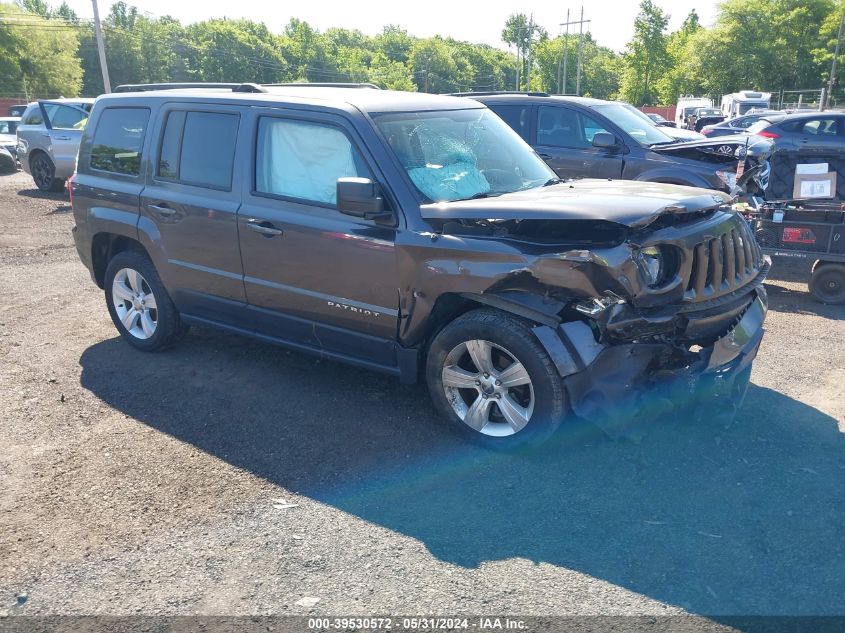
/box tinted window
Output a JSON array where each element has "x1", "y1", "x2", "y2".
[
  {"x1": 537, "y1": 106, "x2": 613, "y2": 148},
  {"x1": 0, "y1": 121, "x2": 17, "y2": 134},
  {"x1": 45, "y1": 103, "x2": 88, "y2": 129},
  {"x1": 157, "y1": 111, "x2": 239, "y2": 189},
  {"x1": 489, "y1": 105, "x2": 530, "y2": 140},
  {"x1": 23, "y1": 106, "x2": 43, "y2": 126},
  {"x1": 799, "y1": 118, "x2": 840, "y2": 136},
  {"x1": 255, "y1": 118, "x2": 370, "y2": 205},
  {"x1": 90, "y1": 107, "x2": 150, "y2": 175},
  {"x1": 537, "y1": 106, "x2": 585, "y2": 147}
]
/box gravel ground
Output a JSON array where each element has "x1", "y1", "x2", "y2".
[{"x1": 0, "y1": 170, "x2": 843, "y2": 617}]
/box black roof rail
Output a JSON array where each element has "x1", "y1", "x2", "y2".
[
  {"x1": 447, "y1": 91, "x2": 550, "y2": 97},
  {"x1": 113, "y1": 83, "x2": 268, "y2": 93},
  {"x1": 262, "y1": 82, "x2": 381, "y2": 89}
]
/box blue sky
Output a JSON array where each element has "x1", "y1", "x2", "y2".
[{"x1": 64, "y1": 0, "x2": 720, "y2": 52}]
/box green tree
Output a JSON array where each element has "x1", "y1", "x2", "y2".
[
  {"x1": 373, "y1": 25, "x2": 413, "y2": 64},
  {"x1": 657, "y1": 10, "x2": 704, "y2": 103},
  {"x1": 0, "y1": 1, "x2": 82, "y2": 97},
  {"x1": 368, "y1": 52, "x2": 415, "y2": 90},
  {"x1": 620, "y1": 0, "x2": 670, "y2": 104},
  {"x1": 532, "y1": 34, "x2": 621, "y2": 98},
  {"x1": 502, "y1": 13, "x2": 546, "y2": 90},
  {"x1": 186, "y1": 18, "x2": 286, "y2": 83},
  {"x1": 409, "y1": 37, "x2": 457, "y2": 92},
  {"x1": 686, "y1": 0, "x2": 835, "y2": 101}
]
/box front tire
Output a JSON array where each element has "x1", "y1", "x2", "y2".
[
  {"x1": 426, "y1": 308, "x2": 567, "y2": 449},
  {"x1": 104, "y1": 250, "x2": 187, "y2": 351},
  {"x1": 30, "y1": 153, "x2": 64, "y2": 192}
]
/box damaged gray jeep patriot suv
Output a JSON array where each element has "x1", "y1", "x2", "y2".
[{"x1": 71, "y1": 83, "x2": 769, "y2": 447}]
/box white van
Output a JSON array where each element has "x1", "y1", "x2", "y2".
[
  {"x1": 721, "y1": 91, "x2": 771, "y2": 118},
  {"x1": 676, "y1": 96, "x2": 712, "y2": 128}
]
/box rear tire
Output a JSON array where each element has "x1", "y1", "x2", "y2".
[
  {"x1": 104, "y1": 250, "x2": 188, "y2": 351},
  {"x1": 30, "y1": 153, "x2": 64, "y2": 192},
  {"x1": 809, "y1": 263, "x2": 845, "y2": 304},
  {"x1": 425, "y1": 308, "x2": 567, "y2": 449}
]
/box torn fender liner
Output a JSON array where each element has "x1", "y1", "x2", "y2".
[{"x1": 531, "y1": 320, "x2": 604, "y2": 379}]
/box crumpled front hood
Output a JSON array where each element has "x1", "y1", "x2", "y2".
[
  {"x1": 651, "y1": 135, "x2": 773, "y2": 159},
  {"x1": 420, "y1": 179, "x2": 731, "y2": 229}
]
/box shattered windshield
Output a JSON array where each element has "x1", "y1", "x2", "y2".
[{"x1": 374, "y1": 108, "x2": 556, "y2": 202}]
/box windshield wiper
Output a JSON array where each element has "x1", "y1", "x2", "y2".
[
  {"x1": 542, "y1": 177, "x2": 563, "y2": 186},
  {"x1": 464, "y1": 191, "x2": 504, "y2": 200}
]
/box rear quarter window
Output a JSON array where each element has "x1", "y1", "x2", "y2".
[
  {"x1": 90, "y1": 107, "x2": 150, "y2": 176},
  {"x1": 22, "y1": 106, "x2": 43, "y2": 126}
]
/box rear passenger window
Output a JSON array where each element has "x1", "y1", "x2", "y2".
[
  {"x1": 157, "y1": 111, "x2": 239, "y2": 189},
  {"x1": 90, "y1": 107, "x2": 150, "y2": 176},
  {"x1": 254, "y1": 118, "x2": 370, "y2": 206},
  {"x1": 46, "y1": 104, "x2": 88, "y2": 130}
]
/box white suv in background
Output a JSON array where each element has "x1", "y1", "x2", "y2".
[{"x1": 17, "y1": 98, "x2": 94, "y2": 192}]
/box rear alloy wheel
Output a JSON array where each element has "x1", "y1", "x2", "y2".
[
  {"x1": 809, "y1": 263, "x2": 845, "y2": 304},
  {"x1": 111, "y1": 267, "x2": 159, "y2": 340},
  {"x1": 30, "y1": 154, "x2": 64, "y2": 192},
  {"x1": 104, "y1": 250, "x2": 188, "y2": 351},
  {"x1": 426, "y1": 309, "x2": 567, "y2": 449}
]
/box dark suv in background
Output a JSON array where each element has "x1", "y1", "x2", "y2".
[
  {"x1": 71, "y1": 83, "x2": 769, "y2": 447},
  {"x1": 464, "y1": 93, "x2": 770, "y2": 194}
]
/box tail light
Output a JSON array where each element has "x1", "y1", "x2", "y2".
[
  {"x1": 782, "y1": 227, "x2": 816, "y2": 244},
  {"x1": 756, "y1": 130, "x2": 780, "y2": 139}
]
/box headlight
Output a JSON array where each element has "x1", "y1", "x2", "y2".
[
  {"x1": 635, "y1": 246, "x2": 679, "y2": 287},
  {"x1": 637, "y1": 246, "x2": 663, "y2": 286}
]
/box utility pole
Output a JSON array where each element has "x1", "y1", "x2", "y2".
[
  {"x1": 824, "y1": 10, "x2": 845, "y2": 110},
  {"x1": 525, "y1": 14, "x2": 534, "y2": 90},
  {"x1": 92, "y1": 0, "x2": 111, "y2": 93},
  {"x1": 557, "y1": 9, "x2": 569, "y2": 94},
  {"x1": 559, "y1": 8, "x2": 590, "y2": 96},
  {"x1": 575, "y1": 6, "x2": 587, "y2": 96}
]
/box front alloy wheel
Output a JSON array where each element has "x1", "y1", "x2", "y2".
[
  {"x1": 442, "y1": 339, "x2": 534, "y2": 436},
  {"x1": 426, "y1": 308, "x2": 567, "y2": 449}
]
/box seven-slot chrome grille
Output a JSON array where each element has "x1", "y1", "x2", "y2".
[{"x1": 684, "y1": 217, "x2": 764, "y2": 301}]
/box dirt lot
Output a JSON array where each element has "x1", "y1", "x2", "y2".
[{"x1": 0, "y1": 169, "x2": 843, "y2": 617}]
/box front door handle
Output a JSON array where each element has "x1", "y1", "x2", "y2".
[
  {"x1": 538, "y1": 152, "x2": 552, "y2": 159},
  {"x1": 54, "y1": 135, "x2": 72, "y2": 141},
  {"x1": 247, "y1": 219, "x2": 283, "y2": 237},
  {"x1": 147, "y1": 203, "x2": 176, "y2": 216}
]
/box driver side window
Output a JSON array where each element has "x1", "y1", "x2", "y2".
[{"x1": 536, "y1": 106, "x2": 608, "y2": 148}]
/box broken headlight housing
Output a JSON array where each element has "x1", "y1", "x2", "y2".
[{"x1": 635, "y1": 245, "x2": 679, "y2": 287}]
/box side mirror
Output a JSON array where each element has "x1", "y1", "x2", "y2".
[
  {"x1": 592, "y1": 131, "x2": 618, "y2": 149},
  {"x1": 337, "y1": 177, "x2": 390, "y2": 221}
]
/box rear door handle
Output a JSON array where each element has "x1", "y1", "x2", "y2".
[
  {"x1": 54, "y1": 135, "x2": 72, "y2": 141},
  {"x1": 147, "y1": 203, "x2": 176, "y2": 216},
  {"x1": 247, "y1": 219, "x2": 283, "y2": 237}
]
